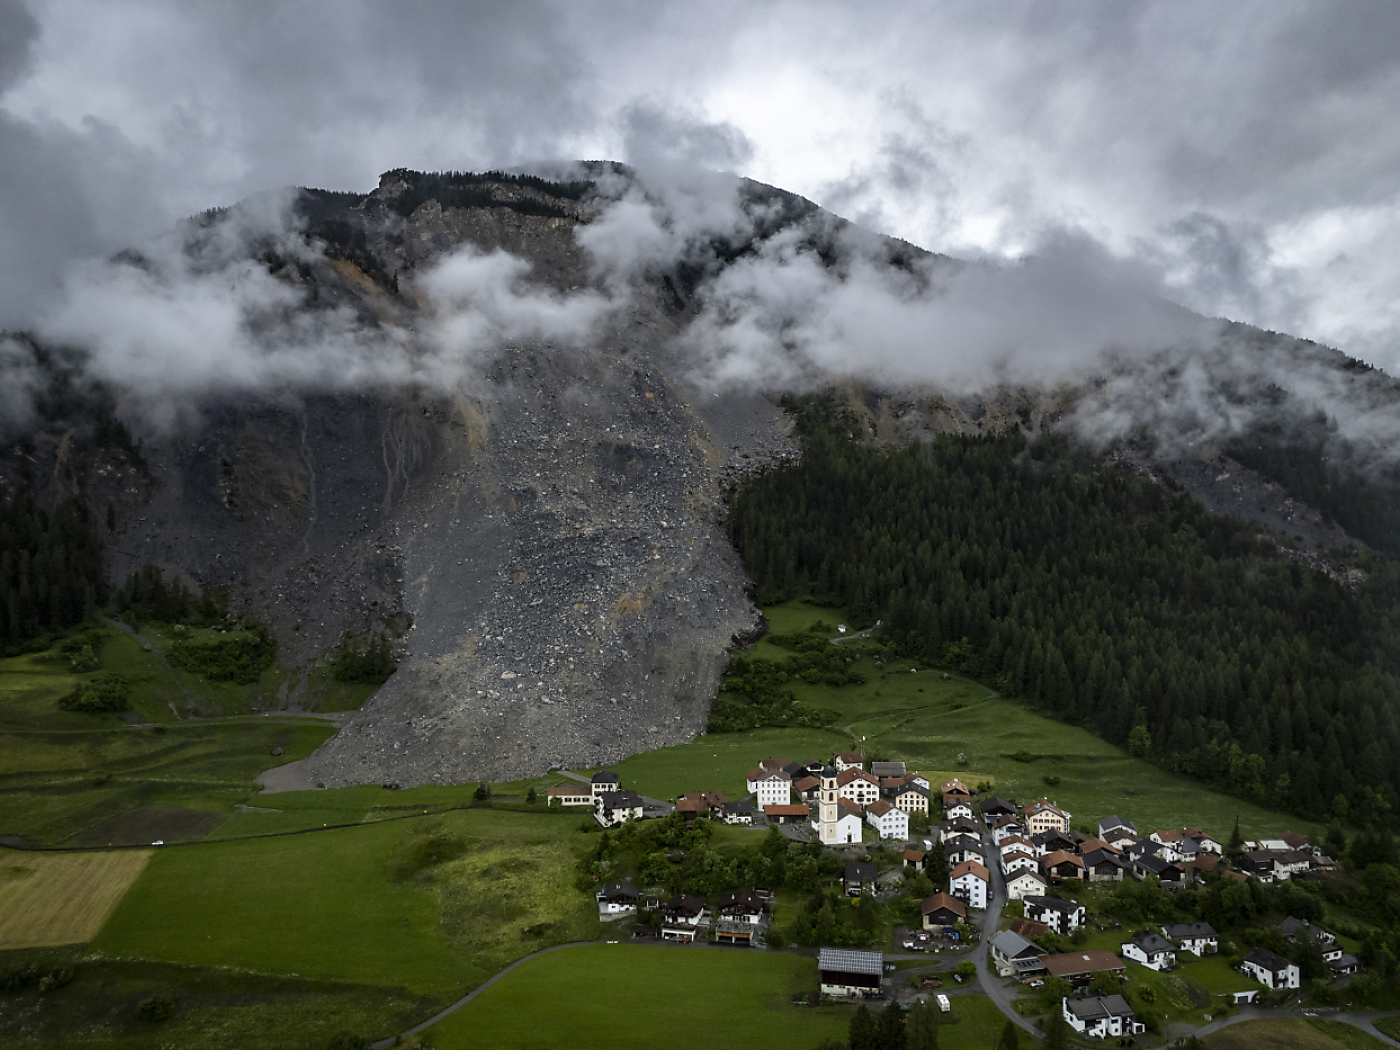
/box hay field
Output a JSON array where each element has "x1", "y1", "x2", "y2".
[{"x1": 0, "y1": 848, "x2": 151, "y2": 948}]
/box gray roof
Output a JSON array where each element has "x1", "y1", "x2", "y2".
[
  {"x1": 991, "y1": 930, "x2": 1043, "y2": 959},
  {"x1": 845, "y1": 861, "x2": 877, "y2": 880},
  {"x1": 1163, "y1": 922, "x2": 1217, "y2": 940},
  {"x1": 871, "y1": 761, "x2": 907, "y2": 777},
  {"x1": 1067, "y1": 995, "x2": 1135, "y2": 1021},
  {"x1": 818, "y1": 948, "x2": 884, "y2": 976},
  {"x1": 596, "y1": 880, "x2": 639, "y2": 899},
  {"x1": 591, "y1": 771, "x2": 619, "y2": 783},
  {"x1": 1099, "y1": 815, "x2": 1136, "y2": 833},
  {"x1": 1024, "y1": 895, "x2": 1082, "y2": 916},
  {"x1": 1130, "y1": 932, "x2": 1174, "y2": 953},
  {"x1": 1244, "y1": 946, "x2": 1293, "y2": 972}
]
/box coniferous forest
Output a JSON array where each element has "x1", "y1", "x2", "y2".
[
  {"x1": 0, "y1": 489, "x2": 106, "y2": 653},
  {"x1": 727, "y1": 409, "x2": 1400, "y2": 823}
]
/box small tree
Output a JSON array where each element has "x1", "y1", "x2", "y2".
[
  {"x1": 1229, "y1": 815, "x2": 1243, "y2": 850},
  {"x1": 1041, "y1": 1005, "x2": 1071, "y2": 1050},
  {"x1": 849, "y1": 1005, "x2": 879, "y2": 1050},
  {"x1": 526, "y1": 787, "x2": 537, "y2": 804},
  {"x1": 906, "y1": 997, "x2": 939, "y2": 1050},
  {"x1": 995, "y1": 1019, "x2": 1020, "y2": 1050},
  {"x1": 955, "y1": 960, "x2": 977, "y2": 982},
  {"x1": 474, "y1": 782, "x2": 491, "y2": 802},
  {"x1": 879, "y1": 1000, "x2": 907, "y2": 1050},
  {"x1": 1128, "y1": 724, "x2": 1152, "y2": 757}
]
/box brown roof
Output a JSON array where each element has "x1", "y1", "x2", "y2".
[
  {"x1": 676, "y1": 791, "x2": 726, "y2": 811},
  {"x1": 943, "y1": 793, "x2": 971, "y2": 806},
  {"x1": 762, "y1": 804, "x2": 809, "y2": 816},
  {"x1": 904, "y1": 849, "x2": 926, "y2": 863},
  {"x1": 834, "y1": 751, "x2": 864, "y2": 763},
  {"x1": 1003, "y1": 848, "x2": 1038, "y2": 865},
  {"x1": 1042, "y1": 951, "x2": 1125, "y2": 978},
  {"x1": 950, "y1": 860, "x2": 989, "y2": 881},
  {"x1": 942, "y1": 779, "x2": 970, "y2": 794},
  {"x1": 837, "y1": 768, "x2": 878, "y2": 787},
  {"x1": 867, "y1": 799, "x2": 894, "y2": 817},
  {"x1": 920, "y1": 892, "x2": 967, "y2": 918},
  {"x1": 1192, "y1": 853, "x2": 1224, "y2": 872},
  {"x1": 1280, "y1": 831, "x2": 1310, "y2": 849},
  {"x1": 1076, "y1": 837, "x2": 1118, "y2": 855},
  {"x1": 1220, "y1": 869, "x2": 1249, "y2": 883},
  {"x1": 1042, "y1": 850, "x2": 1085, "y2": 870},
  {"x1": 759, "y1": 757, "x2": 793, "y2": 771},
  {"x1": 838, "y1": 799, "x2": 863, "y2": 818},
  {"x1": 794, "y1": 776, "x2": 821, "y2": 792},
  {"x1": 1010, "y1": 917, "x2": 1049, "y2": 939},
  {"x1": 1155, "y1": 829, "x2": 1184, "y2": 842},
  {"x1": 1000, "y1": 835, "x2": 1034, "y2": 851},
  {"x1": 546, "y1": 784, "x2": 588, "y2": 796}
]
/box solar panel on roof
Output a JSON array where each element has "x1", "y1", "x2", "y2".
[{"x1": 817, "y1": 948, "x2": 884, "y2": 975}]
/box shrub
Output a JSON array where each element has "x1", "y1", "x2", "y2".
[
  {"x1": 169, "y1": 622, "x2": 275, "y2": 683},
  {"x1": 136, "y1": 994, "x2": 174, "y2": 1022},
  {"x1": 59, "y1": 673, "x2": 131, "y2": 713}
]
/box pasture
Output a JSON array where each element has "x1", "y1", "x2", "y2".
[
  {"x1": 0, "y1": 849, "x2": 151, "y2": 949},
  {"x1": 1207, "y1": 1018, "x2": 1393, "y2": 1050},
  {"x1": 425, "y1": 944, "x2": 847, "y2": 1050}
]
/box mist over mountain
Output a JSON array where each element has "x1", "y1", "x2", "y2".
[{"x1": 5, "y1": 165, "x2": 1400, "y2": 787}]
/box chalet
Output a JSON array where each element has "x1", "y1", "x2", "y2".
[
  {"x1": 1133, "y1": 854, "x2": 1187, "y2": 889},
  {"x1": 1010, "y1": 916, "x2": 1050, "y2": 940},
  {"x1": 833, "y1": 750, "x2": 864, "y2": 772},
  {"x1": 949, "y1": 860, "x2": 989, "y2": 909},
  {"x1": 794, "y1": 775, "x2": 822, "y2": 802},
  {"x1": 1276, "y1": 850, "x2": 1315, "y2": 879},
  {"x1": 1063, "y1": 995, "x2": 1144, "y2": 1039},
  {"x1": 837, "y1": 768, "x2": 881, "y2": 806},
  {"x1": 1024, "y1": 799, "x2": 1072, "y2": 835},
  {"x1": 1279, "y1": 831, "x2": 1312, "y2": 852},
  {"x1": 818, "y1": 948, "x2": 883, "y2": 998},
  {"x1": 1000, "y1": 834, "x2": 1036, "y2": 858},
  {"x1": 1150, "y1": 828, "x2": 1184, "y2": 848},
  {"x1": 594, "y1": 789, "x2": 645, "y2": 827},
  {"x1": 763, "y1": 803, "x2": 810, "y2": 825},
  {"x1": 1279, "y1": 918, "x2": 1345, "y2": 966},
  {"x1": 991, "y1": 817, "x2": 1027, "y2": 844},
  {"x1": 590, "y1": 771, "x2": 619, "y2": 798},
  {"x1": 1101, "y1": 825, "x2": 1139, "y2": 849},
  {"x1": 944, "y1": 833, "x2": 986, "y2": 867},
  {"x1": 941, "y1": 779, "x2": 971, "y2": 798},
  {"x1": 1190, "y1": 829, "x2": 1224, "y2": 855},
  {"x1": 1191, "y1": 853, "x2": 1225, "y2": 878},
  {"x1": 991, "y1": 929, "x2": 1048, "y2": 978},
  {"x1": 866, "y1": 800, "x2": 910, "y2": 840},
  {"x1": 881, "y1": 775, "x2": 915, "y2": 794},
  {"x1": 870, "y1": 761, "x2": 907, "y2": 778},
  {"x1": 919, "y1": 891, "x2": 966, "y2": 930},
  {"x1": 1120, "y1": 932, "x2": 1176, "y2": 971},
  {"x1": 903, "y1": 849, "x2": 926, "y2": 871},
  {"x1": 660, "y1": 894, "x2": 708, "y2": 941},
  {"x1": 1162, "y1": 922, "x2": 1218, "y2": 955},
  {"x1": 676, "y1": 791, "x2": 726, "y2": 822},
  {"x1": 1330, "y1": 954, "x2": 1362, "y2": 976},
  {"x1": 595, "y1": 881, "x2": 640, "y2": 918},
  {"x1": 1075, "y1": 836, "x2": 1119, "y2": 856},
  {"x1": 1023, "y1": 895, "x2": 1085, "y2": 935},
  {"x1": 545, "y1": 784, "x2": 592, "y2": 807},
  {"x1": 1041, "y1": 850, "x2": 1086, "y2": 882},
  {"x1": 981, "y1": 797, "x2": 1019, "y2": 822},
  {"x1": 717, "y1": 891, "x2": 766, "y2": 925},
  {"x1": 942, "y1": 816, "x2": 981, "y2": 840},
  {"x1": 943, "y1": 799, "x2": 974, "y2": 822},
  {"x1": 893, "y1": 783, "x2": 930, "y2": 814},
  {"x1": 751, "y1": 770, "x2": 792, "y2": 808},
  {"x1": 1005, "y1": 869, "x2": 1049, "y2": 901},
  {"x1": 844, "y1": 861, "x2": 877, "y2": 897},
  {"x1": 1002, "y1": 848, "x2": 1040, "y2": 876},
  {"x1": 1237, "y1": 850, "x2": 1289, "y2": 882},
  {"x1": 1043, "y1": 951, "x2": 1127, "y2": 988},
  {"x1": 1081, "y1": 848, "x2": 1128, "y2": 882},
  {"x1": 1033, "y1": 829, "x2": 1079, "y2": 857},
  {"x1": 722, "y1": 799, "x2": 754, "y2": 825},
  {"x1": 1241, "y1": 947, "x2": 1299, "y2": 990},
  {"x1": 1098, "y1": 815, "x2": 1137, "y2": 840}
]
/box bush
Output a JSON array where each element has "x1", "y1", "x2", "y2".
[
  {"x1": 324, "y1": 1032, "x2": 370, "y2": 1050},
  {"x1": 58, "y1": 673, "x2": 131, "y2": 713},
  {"x1": 169, "y1": 622, "x2": 275, "y2": 683},
  {"x1": 136, "y1": 994, "x2": 174, "y2": 1022}
]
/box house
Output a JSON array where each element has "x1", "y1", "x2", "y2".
[
  {"x1": 1063, "y1": 995, "x2": 1144, "y2": 1039},
  {"x1": 1033, "y1": 829, "x2": 1079, "y2": 857},
  {"x1": 660, "y1": 894, "x2": 708, "y2": 941},
  {"x1": 752, "y1": 770, "x2": 792, "y2": 808},
  {"x1": 1001, "y1": 834, "x2": 1036, "y2": 858},
  {"x1": 545, "y1": 784, "x2": 592, "y2": 807},
  {"x1": 1101, "y1": 825, "x2": 1139, "y2": 849},
  {"x1": 1010, "y1": 916, "x2": 1050, "y2": 940},
  {"x1": 595, "y1": 880, "x2": 640, "y2": 918},
  {"x1": 722, "y1": 799, "x2": 754, "y2": 825},
  {"x1": 1136, "y1": 855, "x2": 1188, "y2": 889},
  {"x1": 833, "y1": 750, "x2": 864, "y2": 772},
  {"x1": 1023, "y1": 895, "x2": 1085, "y2": 934},
  {"x1": 903, "y1": 849, "x2": 926, "y2": 870},
  {"x1": 943, "y1": 799, "x2": 975, "y2": 822},
  {"x1": 717, "y1": 891, "x2": 766, "y2": 925},
  {"x1": 893, "y1": 782, "x2": 930, "y2": 814},
  {"x1": 763, "y1": 803, "x2": 810, "y2": 825},
  {"x1": 746, "y1": 759, "x2": 792, "y2": 793},
  {"x1": 594, "y1": 789, "x2": 645, "y2": 827},
  {"x1": 1098, "y1": 815, "x2": 1137, "y2": 840},
  {"x1": 1237, "y1": 850, "x2": 1287, "y2": 881},
  {"x1": 1278, "y1": 917, "x2": 1336, "y2": 948},
  {"x1": 1002, "y1": 849, "x2": 1040, "y2": 876},
  {"x1": 818, "y1": 948, "x2": 884, "y2": 998},
  {"x1": 676, "y1": 791, "x2": 726, "y2": 822},
  {"x1": 870, "y1": 761, "x2": 907, "y2": 778},
  {"x1": 1005, "y1": 869, "x2": 1049, "y2": 901},
  {"x1": 982, "y1": 796, "x2": 1018, "y2": 820},
  {"x1": 1329, "y1": 954, "x2": 1362, "y2": 976},
  {"x1": 1241, "y1": 947, "x2": 1300, "y2": 990},
  {"x1": 1191, "y1": 853, "x2": 1226, "y2": 878},
  {"x1": 1162, "y1": 922, "x2": 1218, "y2": 955},
  {"x1": 1150, "y1": 828, "x2": 1184, "y2": 848},
  {"x1": 837, "y1": 768, "x2": 881, "y2": 806},
  {"x1": 1081, "y1": 848, "x2": 1128, "y2": 882},
  {"x1": 941, "y1": 779, "x2": 971, "y2": 798},
  {"x1": 844, "y1": 861, "x2": 877, "y2": 897},
  {"x1": 590, "y1": 771, "x2": 620, "y2": 798},
  {"x1": 1120, "y1": 932, "x2": 1176, "y2": 971},
  {"x1": 1024, "y1": 799, "x2": 1071, "y2": 834},
  {"x1": 866, "y1": 800, "x2": 910, "y2": 840},
  {"x1": 1043, "y1": 951, "x2": 1127, "y2": 988},
  {"x1": 990, "y1": 929, "x2": 1048, "y2": 978},
  {"x1": 794, "y1": 775, "x2": 822, "y2": 802},
  {"x1": 991, "y1": 817, "x2": 1027, "y2": 844},
  {"x1": 944, "y1": 833, "x2": 986, "y2": 867},
  {"x1": 1041, "y1": 850, "x2": 1086, "y2": 882},
  {"x1": 1190, "y1": 829, "x2": 1224, "y2": 855},
  {"x1": 1279, "y1": 831, "x2": 1312, "y2": 852},
  {"x1": 942, "y1": 816, "x2": 981, "y2": 840},
  {"x1": 949, "y1": 860, "x2": 989, "y2": 909},
  {"x1": 920, "y1": 892, "x2": 967, "y2": 930}
]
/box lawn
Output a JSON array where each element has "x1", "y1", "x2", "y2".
[
  {"x1": 425, "y1": 944, "x2": 849, "y2": 1050},
  {"x1": 935, "y1": 994, "x2": 1015, "y2": 1050},
  {"x1": 0, "y1": 849, "x2": 151, "y2": 948},
  {"x1": 94, "y1": 807, "x2": 596, "y2": 1003},
  {"x1": 1208, "y1": 1018, "x2": 1392, "y2": 1050}
]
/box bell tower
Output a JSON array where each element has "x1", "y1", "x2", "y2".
[{"x1": 818, "y1": 764, "x2": 839, "y2": 843}]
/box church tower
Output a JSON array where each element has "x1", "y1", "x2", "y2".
[{"x1": 818, "y1": 764, "x2": 839, "y2": 844}]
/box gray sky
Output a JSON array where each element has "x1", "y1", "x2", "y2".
[{"x1": 3, "y1": 0, "x2": 1400, "y2": 371}]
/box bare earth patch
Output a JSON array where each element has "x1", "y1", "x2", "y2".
[{"x1": 0, "y1": 849, "x2": 152, "y2": 948}]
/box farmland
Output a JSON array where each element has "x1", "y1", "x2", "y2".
[
  {"x1": 1207, "y1": 1018, "x2": 1394, "y2": 1050},
  {"x1": 0, "y1": 850, "x2": 151, "y2": 949}
]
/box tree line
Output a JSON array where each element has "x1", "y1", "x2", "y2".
[
  {"x1": 0, "y1": 490, "x2": 105, "y2": 654},
  {"x1": 727, "y1": 410, "x2": 1400, "y2": 824}
]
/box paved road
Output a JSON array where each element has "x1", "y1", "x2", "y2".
[{"x1": 972, "y1": 823, "x2": 1041, "y2": 1039}]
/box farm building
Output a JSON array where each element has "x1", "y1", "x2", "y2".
[{"x1": 818, "y1": 948, "x2": 884, "y2": 998}]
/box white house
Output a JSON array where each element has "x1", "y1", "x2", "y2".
[
  {"x1": 893, "y1": 783, "x2": 930, "y2": 814},
  {"x1": 833, "y1": 750, "x2": 864, "y2": 772},
  {"x1": 590, "y1": 771, "x2": 619, "y2": 799},
  {"x1": 1063, "y1": 996, "x2": 1145, "y2": 1039},
  {"x1": 594, "y1": 789, "x2": 645, "y2": 827},
  {"x1": 595, "y1": 880, "x2": 639, "y2": 919},
  {"x1": 837, "y1": 768, "x2": 881, "y2": 806},
  {"x1": 1002, "y1": 849, "x2": 1040, "y2": 876},
  {"x1": 752, "y1": 770, "x2": 792, "y2": 808},
  {"x1": 1120, "y1": 932, "x2": 1176, "y2": 971},
  {"x1": 993, "y1": 821, "x2": 1027, "y2": 845},
  {"x1": 722, "y1": 800, "x2": 754, "y2": 825},
  {"x1": 1098, "y1": 815, "x2": 1137, "y2": 840},
  {"x1": 1241, "y1": 947, "x2": 1300, "y2": 990},
  {"x1": 1024, "y1": 799, "x2": 1071, "y2": 834},
  {"x1": 866, "y1": 800, "x2": 910, "y2": 840},
  {"x1": 950, "y1": 860, "x2": 989, "y2": 910},
  {"x1": 546, "y1": 784, "x2": 593, "y2": 807},
  {"x1": 943, "y1": 799, "x2": 975, "y2": 822},
  {"x1": 1162, "y1": 922, "x2": 1218, "y2": 955},
  {"x1": 1005, "y1": 869, "x2": 1049, "y2": 902},
  {"x1": 1023, "y1": 895, "x2": 1085, "y2": 934},
  {"x1": 944, "y1": 833, "x2": 986, "y2": 867}
]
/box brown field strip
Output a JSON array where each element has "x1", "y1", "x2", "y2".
[{"x1": 0, "y1": 849, "x2": 153, "y2": 949}]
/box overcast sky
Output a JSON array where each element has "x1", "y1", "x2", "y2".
[{"x1": 3, "y1": 0, "x2": 1400, "y2": 371}]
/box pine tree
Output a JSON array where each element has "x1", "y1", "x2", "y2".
[
  {"x1": 905, "y1": 998, "x2": 939, "y2": 1050},
  {"x1": 878, "y1": 1001, "x2": 906, "y2": 1050},
  {"x1": 995, "y1": 1019, "x2": 1019, "y2": 1050},
  {"x1": 849, "y1": 1005, "x2": 879, "y2": 1050},
  {"x1": 1229, "y1": 815, "x2": 1243, "y2": 850}
]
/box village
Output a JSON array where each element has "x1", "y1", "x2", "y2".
[{"x1": 547, "y1": 750, "x2": 1356, "y2": 1042}]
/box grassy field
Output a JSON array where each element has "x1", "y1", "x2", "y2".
[
  {"x1": 94, "y1": 807, "x2": 596, "y2": 1002},
  {"x1": 936, "y1": 994, "x2": 1014, "y2": 1050},
  {"x1": 0, "y1": 850, "x2": 151, "y2": 949},
  {"x1": 426, "y1": 944, "x2": 848, "y2": 1050},
  {"x1": 1208, "y1": 1018, "x2": 1393, "y2": 1050}
]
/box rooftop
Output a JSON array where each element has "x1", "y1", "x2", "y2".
[{"x1": 818, "y1": 948, "x2": 884, "y2": 976}]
